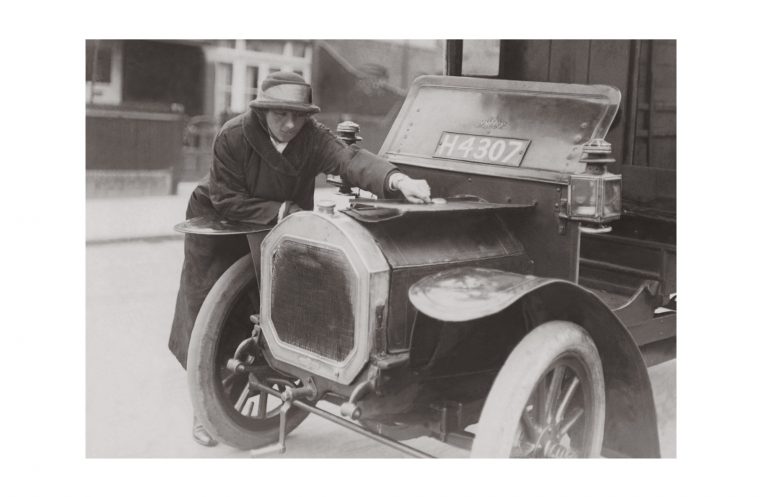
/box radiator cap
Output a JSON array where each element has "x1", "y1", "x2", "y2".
[{"x1": 316, "y1": 200, "x2": 335, "y2": 215}]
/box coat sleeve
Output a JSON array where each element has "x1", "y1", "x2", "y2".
[
  {"x1": 208, "y1": 129, "x2": 282, "y2": 224},
  {"x1": 312, "y1": 127, "x2": 399, "y2": 199}
]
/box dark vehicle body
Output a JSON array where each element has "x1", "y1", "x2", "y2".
[{"x1": 181, "y1": 67, "x2": 676, "y2": 458}]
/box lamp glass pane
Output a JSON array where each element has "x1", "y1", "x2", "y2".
[
  {"x1": 571, "y1": 178, "x2": 598, "y2": 217},
  {"x1": 603, "y1": 178, "x2": 622, "y2": 217}
]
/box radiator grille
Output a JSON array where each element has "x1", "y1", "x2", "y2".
[{"x1": 270, "y1": 239, "x2": 356, "y2": 362}]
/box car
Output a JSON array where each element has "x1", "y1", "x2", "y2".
[{"x1": 177, "y1": 75, "x2": 676, "y2": 458}]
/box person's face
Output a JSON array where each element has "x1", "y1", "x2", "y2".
[{"x1": 265, "y1": 110, "x2": 309, "y2": 143}]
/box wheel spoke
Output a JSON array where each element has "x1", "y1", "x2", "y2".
[
  {"x1": 544, "y1": 366, "x2": 565, "y2": 423},
  {"x1": 555, "y1": 376, "x2": 580, "y2": 423},
  {"x1": 522, "y1": 404, "x2": 538, "y2": 440},
  {"x1": 535, "y1": 374, "x2": 548, "y2": 424},
  {"x1": 256, "y1": 391, "x2": 269, "y2": 419},
  {"x1": 558, "y1": 407, "x2": 584, "y2": 438},
  {"x1": 234, "y1": 384, "x2": 250, "y2": 412}
]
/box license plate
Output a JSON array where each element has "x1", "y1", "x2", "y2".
[{"x1": 434, "y1": 132, "x2": 529, "y2": 167}]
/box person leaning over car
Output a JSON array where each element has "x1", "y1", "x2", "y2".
[{"x1": 168, "y1": 71, "x2": 431, "y2": 447}]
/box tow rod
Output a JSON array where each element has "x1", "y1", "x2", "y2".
[{"x1": 246, "y1": 380, "x2": 434, "y2": 458}]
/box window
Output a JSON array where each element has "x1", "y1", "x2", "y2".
[
  {"x1": 215, "y1": 63, "x2": 233, "y2": 115},
  {"x1": 291, "y1": 42, "x2": 307, "y2": 58},
  {"x1": 246, "y1": 40, "x2": 285, "y2": 54},
  {"x1": 85, "y1": 40, "x2": 122, "y2": 105},
  {"x1": 86, "y1": 41, "x2": 112, "y2": 83},
  {"x1": 215, "y1": 40, "x2": 237, "y2": 49},
  {"x1": 205, "y1": 40, "x2": 312, "y2": 116},
  {"x1": 245, "y1": 66, "x2": 260, "y2": 104}
]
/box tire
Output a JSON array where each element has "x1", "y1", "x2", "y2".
[
  {"x1": 187, "y1": 254, "x2": 310, "y2": 450},
  {"x1": 471, "y1": 321, "x2": 605, "y2": 458}
]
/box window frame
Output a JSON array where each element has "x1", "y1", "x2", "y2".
[
  {"x1": 86, "y1": 41, "x2": 123, "y2": 105},
  {"x1": 204, "y1": 40, "x2": 313, "y2": 116}
]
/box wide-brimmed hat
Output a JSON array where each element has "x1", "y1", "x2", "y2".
[{"x1": 249, "y1": 71, "x2": 320, "y2": 114}]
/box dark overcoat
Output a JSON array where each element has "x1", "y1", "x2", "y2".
[{"x1": 169, "y1": 110, "x2": 397, "y2": 367}]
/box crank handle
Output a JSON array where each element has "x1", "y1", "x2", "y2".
[{"x1": 249, "y1": 402, "x2": 291, "y2": 457}]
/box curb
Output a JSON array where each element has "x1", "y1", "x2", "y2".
[{"x1": 86, "y1": 233, "x2": 184, "y2": 246}]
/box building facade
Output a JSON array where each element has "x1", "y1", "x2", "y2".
[{"x1": 86, "y1": 39, "x2": 439, "y2": 196}]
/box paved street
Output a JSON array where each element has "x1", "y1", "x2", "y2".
[{"x1": 86, "y1": 239, "x2": 675, "y2": 458}]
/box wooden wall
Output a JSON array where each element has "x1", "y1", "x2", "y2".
[
  {"x1": 85, "y1": 108, "x2": 185, "y2": 172},
  {"x1": 633, "y1": 40, "x2": 676, "y2": 170},
  {"x1": 498, "y1": 40, "x2": 676, "y2": 171}
]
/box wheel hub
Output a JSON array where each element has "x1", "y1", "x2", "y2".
[{"x1": 525, "y1": 410, "x2": 577, "y2": 458}]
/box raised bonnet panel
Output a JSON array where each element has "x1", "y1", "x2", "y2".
[{"x1": 380, "y1": 76, "x2": 620, "y2": 181}]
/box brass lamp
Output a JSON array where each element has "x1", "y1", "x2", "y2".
[{"x1": 566, "y1": 139, "x2": 622, "y2": 230}]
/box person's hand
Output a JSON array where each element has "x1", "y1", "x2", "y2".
[{"x1": 396, "y1": 177, "x2": 432, "y2": 204}]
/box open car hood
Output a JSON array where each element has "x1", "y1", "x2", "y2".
[{"x1": 380, "y1": 76, "x2": 620, "y2": 182}]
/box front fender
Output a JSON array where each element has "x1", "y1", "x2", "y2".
[
  {"x1": 174, "y1": 215, "x2": 271, "y2": 235},
  {"x1": 409, "y1": 267, "x2": 549, "y2": 322},
  {"x1": 409, "y1": 267, "x2": 661, "y2": 458}
]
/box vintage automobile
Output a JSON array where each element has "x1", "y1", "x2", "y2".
[{"x1": 177, "y1": 75, "x2": 676, "y2": 458}]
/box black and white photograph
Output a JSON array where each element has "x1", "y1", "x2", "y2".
[{"x1": 85, "y1": 38, "x2": 676, "y2": 459}]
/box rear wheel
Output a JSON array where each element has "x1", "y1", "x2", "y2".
[
  {"x1": 471, "y1": 321, "x2": 605, "y2": 458},
  {"x1": 187, "y1": 254, "x2": 310, "y2": 450}
]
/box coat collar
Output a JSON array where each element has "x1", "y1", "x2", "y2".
[{"x1": 241, "y1": 110, "x2": 307, "y2": 177}]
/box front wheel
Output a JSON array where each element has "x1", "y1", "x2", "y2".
[
  {"x1": 187, "y1": 254, "x2": 310, "y2": 450},
  {"x1": 471, "y1": 321, "x2": 605, "y2": 458}
]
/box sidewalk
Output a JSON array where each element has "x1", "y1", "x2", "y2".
[
  {"x1": 86, "y1": 182, "x2": 341, "y2": 244},
  {"x1": 86, "y1": 183, "x2": 195, "y2": 244}
]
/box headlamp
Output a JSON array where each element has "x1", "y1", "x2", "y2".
[
  {"x1": 563, "y1": 139, "x2": 622, "y2": 230},
  {"x1": 567, "y1": 173, "x2": 622, "y2": 222}
]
